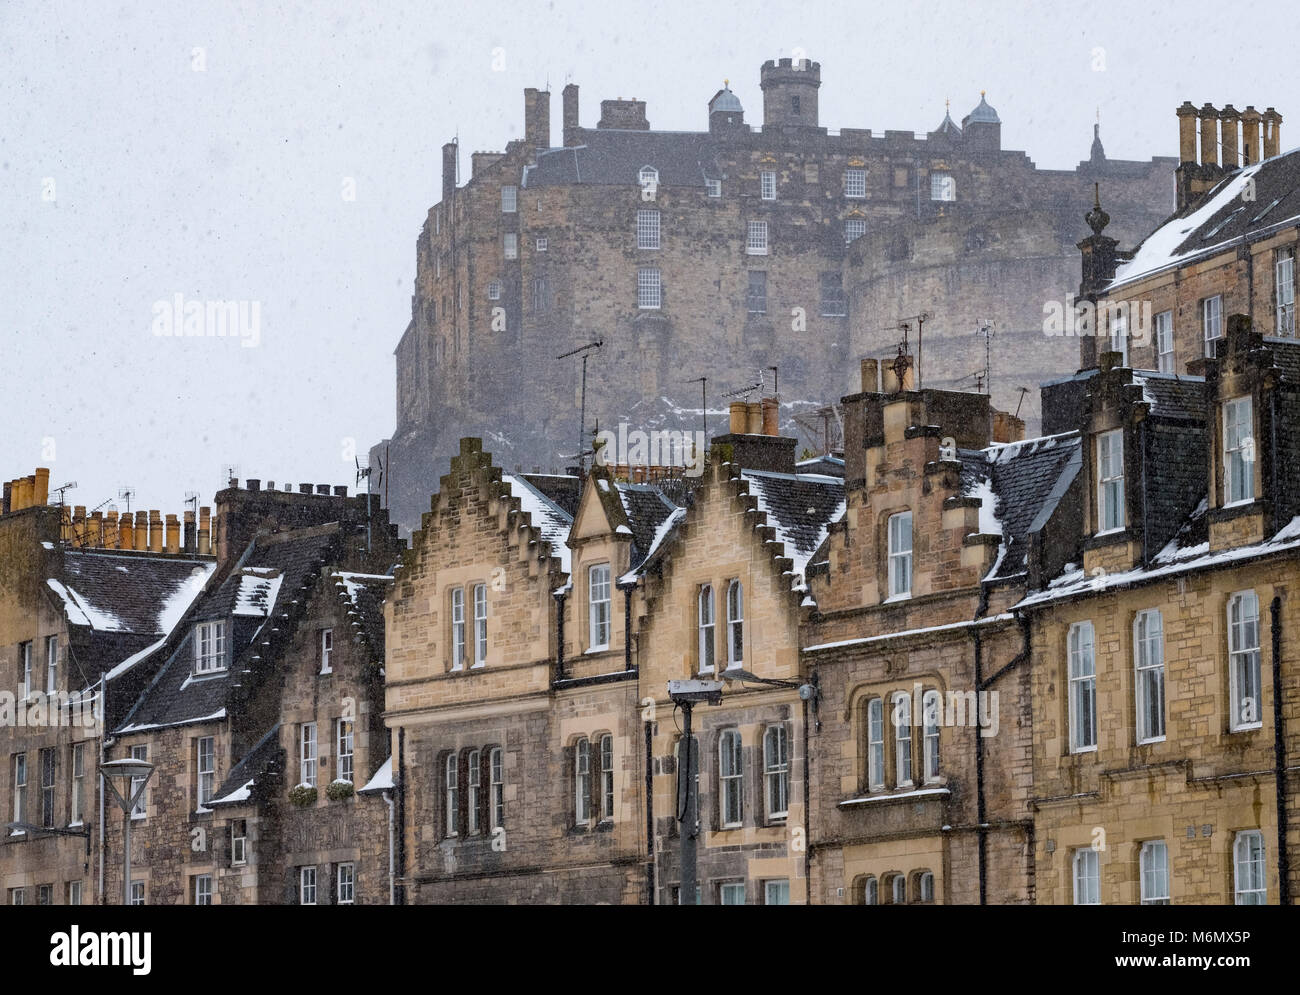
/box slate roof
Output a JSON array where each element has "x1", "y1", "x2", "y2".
[
  {"x1": 500, "y1": 473, "x2": 573, "y2": 577},
  {"x1": 739, "y1": 470, "x2": 846, "y2": 591},
  {"x1": 795, "y1": 454, "x2": 846, "y2": 477},
  {"x1": 961, "y1": 432, "x2": 1083, "y2": 581},
  {"x1": 1109, "y1": 147, "x2": 1300, "y2": 289},
  {"x1": 615, "y1": 482, "x2": 681, "y2": 569},
  {"x1": 332, "y1": 571, "x2": 393, "y2": 655},
  {"x1": 1132, "y1": 372, "x2": 1207, "y2": 421},
  {"x1": 209, "y1": 723, "x2": 282, "y2": 807},
  {"x1": 115, "y1": 526, "x2": 340, "y2": 734},
  {"x1": 1266, "y1": 337, "x2": 1300, "y2": 383},
  {"x1": 523, "y1": 130, "x2": 724, "y2": 188},
  {"x1": 47, "y1": 551, "x2": 213, "y2": 682},
  {"x1": 521, "y1": 472, "x2": 581, "y2": 516}
]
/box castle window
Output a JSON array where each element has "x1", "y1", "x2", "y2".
[
  {"x1": 196, "y1": 736, "x2": 214, "y2": 810},
  {"x1": 1224, "y1": 396, "x2": 1255, "y2": 505},
  {"x1": 1073, "y1": 848, "x2": 1100, "y2": 904},
  {"x1": 467, "y1": 748, "x2": 481, "y2": 834},
  {"x1": 444, "y1": 753, "x2": 458, "y2": 837},
  {"x1": 1096, "y1": 430, "x2": 1125, "y2": 534},
  {"x1": 535, "y1": 237, "x2": 547, "y2": 252},
  {"x1": 588, "y1": 563, "x2": 611, "y2": 649},
  {"x1": 637, "y1": 268, "x2": 661, "y2": 309},
  {"x1": 1155, "y1": 310, "x2": 1174, "y2": 373},
  {"x1": 867, "y1": 698, "x2": 885, "y2": 790},
  {"x1": 67, "y1": 882, "x2": 82, "y2": 906},
  {"x1": 844, "y1": 168, "x2": 867, "y2": 199},
  {"x1": 1069, "y1": 621, "x2": 1097, "y2": 752},
  {"x1": 760, "y1": 170, "x2": 777, "y2": 201},
  {"x1": 1228, "y1": 590, "x2": 1261, "y2": 731},
  {"x1": 1234, "y1": 831, "x2": 1266, "y2": 904},
  {"x1": 1276, "y1": 248, "x2": 1295, "y2": 335},
  {"x1": 599, "y1": 734, "x2": 614, "y2": 821},
  {"x1": 726, "y1": 580, "x2": 743, "y2": 669},
  {"x1": 532, "y1": 275, "x2": 549, "y2": 314},
  {"x1": 746, "y1": 271, "x2": 766, "y2": 314},
  {"x1": 450, "y1": 586, "x2": 465, "y2": 670},
  {"x1": 893, "y1": 692, "x2": 912, "y2": 786},
  {"x1": 504, "y1": 233, "x2": 518, "y2": 260},
  {"x1": 746, "y1": 221, "x2": 768, "y2": 255},
  {"x1": 300, "y1": 723, "x2": 317, "y2": 788},
  {"x1": 790, "y1": 95, "x2": 801, "y2": 115},
  {"x1": 922, "y1": 689, "x2": 941, "y2": 781},
  {"x1": 194, "y1": 620, "x2": 227, "y2": 675},
  {"x1": 863, "y1": 876, "x2": 878, "y2": 905},
  {"x1": 490, "y1": 747, "x2": 505, "y2": 830},
  {"x1": 473, "y1": 582, "x2": 488, "y2": 666},
  {"x1": 487, "y1": 280, "x2": 501, "y2": 301},
  {"x1": 763, "y1": 725, "x2": 789, "y2": 819},
  {"x1": 637, "y1": 208, "x2": 660, "y2": 250},
  {"x1": 1140, "y1": 840, "x2": 1170, "y2": 904},
  {"x1": 638, "y1": 166, "x2": 659, "y2": 188},
  {"x1": 1202, "y1": 295, "x2": 1222, "y2": 357},
  {"x1": 697, "y1": 584, "x2": 715, "y2": 675},
  {"x1": 500, "y1": 185, "x2": 517, "y2": 213},
  {"x1": 930, "y1": 171, "x2": 955, "y2": 201},
  {"x1": 706, "y1": 178, "x2": 722, "y2": 198},
  {"x1": 820, "y1": 272, "x2": 847, "y2": 317},
  {"x1": 1134, "y1": 609, "x2": 1165, "y2": 744},
  {"x1": 574, "y1": 737, "x2": 592, "y2": 824},
  {"x1": 719, "y1": 729, "x2": 743, "y2": 827},
  {"x1": 887, "y1": 511, "x2": 912, "y2": 599},
  {"x1": 1109, "y1": 308, "x2": 1129, "y2": 366},
  {"x1": 337, "y1": 719, "x2": 354, "y2": 783},
  {"x1": 844, "y1": 218, "x2": 866, "y2": 245}
]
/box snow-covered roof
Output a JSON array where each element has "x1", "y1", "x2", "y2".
[
  {"x1": 359, "y1": 756, "x2": 394, "y2": 794},
  {"x1": 501, "y1": 472, "x2": 573, "y2": 577}
]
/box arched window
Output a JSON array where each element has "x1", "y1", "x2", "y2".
[
  {"x1": 599, "y1": 734, "x2": 615, "y2": 821},
  {"x1": 726, "y1": 580, "x2": 744, "y2": 669},
  {"x1": 892, "y1": 875, "x2": 906, "y2": 905},
  {"x1": 444, "y1": 754, "x2": 458, "y2": 837},
  {"x1": 466, "y1": 748, "x2": 481, "y2": 834},
  {"x1": 489, "y1": 747, "x2": 505, "y2": 830},
  {"x1": 719, "y1": 730, "x2": 743, "y2": 828},
  {"x1": 864, "y1": 876, "x2": 879, "y2": 905},
  {"x1": 894, "y1": 692, "x2": 913, "y2": 787},
  {"x1": 919, "y1": 871, "x2": 935, "y2": 902},
  {"x1": 867, "y1": 698, "x2": 885, "y2": 791},
  {"x1": 763, "y1": 725, "x2": 789, "y2": 819},
  {"x1": 575, "y1": 738, "x2": 592, "y2": 824},
  {"x1": 698, "y1": 585, "x2": 715, "y2": 674},
  {"x1": 922, "y1": 689, "x2": 941, "y2": 782}
]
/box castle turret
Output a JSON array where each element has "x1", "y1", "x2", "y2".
[
  {"x1": 961, "y1": 92, "x2": 1001, "y2": 152},
  {"x1": 760, "y1": 57, "x2": 820, "y2": 130},
  {"x1": 708, "y1": 81, "x2": 746, "y2": 138}
]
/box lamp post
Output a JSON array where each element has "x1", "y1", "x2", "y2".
[
  {"x1": 100, "y1": 758, "x2": 155, "y2": 905},
  {"x1": 668, "y1": 679, "x2": 723, "y2": 905}
]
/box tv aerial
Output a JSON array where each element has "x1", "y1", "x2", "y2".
[{"x1": 117, "y1": 486, "x2": 135, "y2": 514}]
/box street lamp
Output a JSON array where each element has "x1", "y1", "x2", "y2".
[
  {"x1": 667, "y1": 679, "x2": 723, "y2": 906},
  {"x1": 100, "y1": 757, "x2": 155, "y2": 906}
]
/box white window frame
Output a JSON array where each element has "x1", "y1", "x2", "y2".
[
  {"x1": 844, "y1": 168, "x2": 867, "y2": 199},
  {"x1": 637, "y1": 267, "x2": 661, "y2": 310},
  {"x1": 887, "y1": 511, "x2": 913, "y2": 599},
  {"x1": 636, "y1": 209, "x2": 660, "y2": 250},
  {"x1": 1202, "y1": 295, "x2": 1222, "y2": 357},
  {"x1": 864, "y1": 876, "x2": 878, "y2": 905},
  {"x1": 319, "y1": 628, "x2": 333, "y2": 674},
  {"x1": 706, "y1": 178, "x2": 721, "y2": 198},
  {"x1": 599, "y1": 734, "x2": 614, "y2": 822},
  {"x1": 194, "y1": 874, "x2": 212, "y2": 906},
  {"x1": 196, "y1": 736, "x2": 215, "y2": 810},
  {"x1": 867, "y1": 698, "x2": 885, "y2": 790},
  {"x1": 19, "y1": 641, "x2": 31, "y2": 701},
  {"x1": 588, "y1": 564, "x2": 611, "y2": 650},
  {"x1": 1109, "y1": 307, "x2": 1129, "y2": 366},
  {"x1": 337, "y1": 719, "x2": 354, "y2": 784},
  {"x1": 472, "y1": 582, "x2": 488, "y2": 668},
  {"x1": 39, "y1": 747, "x2": 54, "y2": 829},
  {"x1": 891, "y1": 875, "x2": 905, "y2": 904},
  {"x1": 697, "y1": 584, "x2": 715, "y2": 675},
  {"x1": 68, "y1": 881, "x2": 82, "y2": 906},
  {"x1": 1134, "y1": 609, "x2": 1166, "y2": 744},
  {"x1": 575, "y1": 738, "x2": 591, "y2": 824},
  {"x1": 194, "y1": 620, "x2": 226, "y2": 675},
  {"x1": 930, "y1": 171, "x2": 955, "y2": 201},
  {"x1": 719, "y1": 729, "x2": 743, "y2": 828},
  {"x1": 1277, "y1": 248, "x2": 1296, "y2": 335},
  {"x1": 500, "y1": 185, "x2": 517, "y2": 213},
  {"x1": 489, "y1": 747, "x2": 504, "y2": 830},
  {"x1": 919, "y1": 871, "x2": 935, "y2": 902},
  {"x1": 337, "y1": 862, "x2": 355, "y2": 905},
  {"x1": 1069, "y1": 621, "x2": 1098, "y2": 753},
  {"x1": 129, "y1": 745, "x2": 147, "y2": 819},
  {"x1": 70, "y1": 743, "x2": 84, "y2": 825},
  {"x1": 444, "y1": 753, "x2": 459, "y2": 837},
  {"x1": 719, "y1": 882, "x2": 745, "y2": 905},
  {"x1": 1234, "y1": 830, "x2": 1266, "y2": 904},
  {"x1": 129, "y1": 881, "x2": 144, "y2": 905},
  {"x1": 467, "y1": 748, "x2": 481, "y2": 835},
  {"x1": 11, "y1": 753, "x2": 26, "y2": 829},
  {"x1": 760, "y1": 170, "x2": 776, "y2": 201},
  {"x1": 503, "y1": 232, "x2": 518, "y2": 260},
  {"x1": 1224, "y1": 396, "x2": 1255, "y2": 506},
  {"x1": 299, "y1": 866, "x2": 316, "y2": 905},
  {"x1": 726, "y1": 580, "x2": 743, "y2": 669},
  {"x1": 450, "y1": 586, "x2": 465, "y2": 671},
  {"x1": 1097, "y1": 429, "x2": 1125, "y2": 534},
  {"x1": 1073, "y1": 848, "x2": 1100, "y2": 905},
  {"x1": 300, "y1": 723, "x2": 317, "y2": 788},
  {"x1": 763, "y1": 725, "x2": 789, "y2": 819},
  {"x1": 746, "y1": 220, "x2": 768, "y2": 255},
  {"x1": 231, "y1": 819, "x2": 247, "y2": 866},
  {"x1": 1228, "y1": 590, "x2": 1262, "y2": 731},
  {"x1": 922, "y1": 689, "x2": 941, "y2": 782},
  {"x1": 535, "y1": 237, "x2": 547, "y2": 252},
  {"x1": 487, "y1": 280, "x2": 501, "y2": 301},
  {"x1": 844, "y1": 217, "x2": 866, "y2": 245},
  {"x1": 1139, "y1": 840, "x2": 1170, "y2": 904},
  {"x1": 45, "y1": 635, "x2": 57, "y2": 693},
  {"x1": 1155, "y1": 309, "x2": 1175, "y2": 373},
  {"x1": 764, "y1": 879, "x2": 790, "y2": 905},
  {"x1": 638, "y1": 165, "x2": 659, "y2": 189},
  {"x1": 894, "y1": 692, "x2": 912, "y2": 787}
]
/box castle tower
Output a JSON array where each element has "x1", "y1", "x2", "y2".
[
  {"x1": 961, "y1": 92, "x2": 1001, "y2": 152},
  {"x1": 708, "y1": 80, "x2": 746, "y2": 138},
  {"x1": 760, "y1": 57, "x2": 820, "y2": 129}
]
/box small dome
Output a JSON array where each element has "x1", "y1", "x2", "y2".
[
  {"x1": 710, "y1": 84, "x2": 744, "y2": 115},
  {"x1": 967, "y1": 92, "x2": 1001, "y2": 125}
]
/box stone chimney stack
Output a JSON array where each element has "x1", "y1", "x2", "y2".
[
  {"x1": 441, "y1": 140, "x2": 458, "y2": 202},
  {"x1": 597, "y1": 98, "x2": 649, "y2": 130},
  {"x1": 524, "y1": 87, "x2": 551, "y2": 150},
  {"x1": 562, "y1": 83, "x2": 580, "y2": 146},
  {"x1": 1263, "y1": 108, "x2": 1282, "y2": 159},
  {"x1": 1177, "y1": 101, "x2": 1198, "y2": 163},
  {"x1": 1220, "y1": 105, "x2": 1240, "y2": 169},
  {"x1": 1241, "y1": 107, "x2": 1262, "y2": 165},
  {"x1": 1198, "y1": 103, "x2": 1219, "y2": 167}
]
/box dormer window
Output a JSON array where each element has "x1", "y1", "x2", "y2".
[
  {"x1": 1096, "y1": 430, "x2": 1125, "y2": 534},
  {"x1": 638, "y1": 166, "x2": 659, "y2": 197},
  {"x1": 1224, "y1": 396, "x2": 1255, "y2": 506},
  {"x1": 194, "y1": 620, "x2": 227, "y2": 675}
]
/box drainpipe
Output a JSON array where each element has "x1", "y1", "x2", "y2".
[
  {"x1": 1140, "y1": 419, "x2": 1150, "y2": 567},
  {"x1": 622, "y1": 583, "x2": 634, "y2": 671},
  {"x1": 644, "y1": 719, "x2": 655, "y2": 904},
  {"x1": 396, "y1": 727, "x2": 407, "y2": 905},
  {"x1": 1271, "y1": 596, "x2": 1290, "y2": 904},
  {"x1": 98, "y1": 676, "x2": 107, "y2": 904},
  {"x1": 802, "y1": 687, "x2": 813, "y2": 905},
  {"x1": 554, "y1": 591, "x2": 568, "y2": 681},
  {"x1": 382, "y1": 789, "x2": 395, "y2": 906},
  {"x1": 973, "y1": 625, "x2": 987, "y2": 905}
]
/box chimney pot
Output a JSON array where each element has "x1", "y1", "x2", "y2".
[
  {"x1": 316, "y1": 484, "x2": 331, "y2": 495},
  {"x1": 729, "y1": 402, "x2": 748, "y2": 435},
  {"x1": 119, "y1": 513, "x2": 134, "y2": 550},
  {"x1": 761, "y1": 397, "x2": 780, "y2": 436},
  {"x1": 134, "y1": 511, "x2": 149, "y2": 551},
  {"x1": 198, "y1": 506, "x2": 212, "y2": 556},
  {"x1": 299, "y1": 483, "x2": 312, "y2": 494},
  {"x1": 745, "y1": 402, "x2": 763, "y2": 435},
  {"x1": 148, "y1": 510, "x2": 163, "y2": 553},
  {"x1": 333, "y1": 486, "x2": 348, "y2": 497},
  {"x1": 88, "y1": 512, "x2": 103, "y2": 547},
  {"x1": 33, "y1": 468, "x2": 50, "y2": 506},
  {"x1": 860, "y1": 358, "x2": 880, "y2": 393},
  {"x1": 246, "y1": 478, "x2": 261, "y2": 492},
  {"x1": 164, "y1": 514, "x2": 180, "y2": 554},
  {"x1": 183, "y1": 510, "x2": 197, "y2": 553}
]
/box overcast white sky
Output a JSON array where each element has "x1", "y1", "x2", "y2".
[{"x1": 2, "y1": 0, "x2": 1296, "y2": 515}]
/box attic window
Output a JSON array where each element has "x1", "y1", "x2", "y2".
[
  {"x1": 707, "y1": 178, "x2": 722, "y2": 198},
  {"x1": 638, "y1": 166, "x2": 659, "y2": 192},
  {"x1": 1202, "y1": 206, "x2": 1245, "y2": 241},
  {"x1": 1251, "y1": 197, "x2": 1283, "y2": 224},
  {"x1": 194, "y1": 620, "x2": 227, "y2": 675}
]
